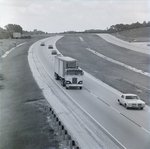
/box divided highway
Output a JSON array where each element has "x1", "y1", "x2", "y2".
[
  {"x1": 56, "y1": 34, "x2": 150, "y2": 105},
  {"x1": 28, "y1": 34, "x2": 150, "y2": 149}
]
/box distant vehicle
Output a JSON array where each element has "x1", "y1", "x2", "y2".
[
  {"x1": 51, "y1": 50, "x2": 57, "y2": 55},
  {"x1": 40, "y1": 42, "x2": 45, "y2": 46},
  {"x1": 54, "y1": 55, "x2": 84, "y2": 89},
  {"x1": 48, "y1": 45, "x2": 53, "y2": 49},
  {"x1": 118, "y1": 94, "x2": 145, "y2": 109}
]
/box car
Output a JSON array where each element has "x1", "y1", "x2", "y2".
[
  {"x1": 118, "y1": 94, "x2": 145, "y2": 110},
  {"x1": 40, "y1": 42, "x2": 45, "y2": 46},
  {"x1": 48, "y1": 45, "x2": 53, "y2": 49},
  {"x1": 51, "y1": 50, "x2": 57, "y2": 55}
]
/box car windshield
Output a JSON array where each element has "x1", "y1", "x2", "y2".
[
  {"x1": 125, "y1": 96, "x2": 139, "y2": 100},
  {"x1": 66, "y1": 70, "x2": 83, "y2": 75}
]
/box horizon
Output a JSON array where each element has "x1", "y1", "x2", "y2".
[{"x1": 1, "y1": 0, "x2": 150, "y2": 33}]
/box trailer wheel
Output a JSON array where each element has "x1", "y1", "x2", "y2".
[
  {"x1": 54, "y1": 73, "x2": 59, "y2": 80},
  {"x1": 61, "y1": 79, "x2": 65, "y2": 86}
]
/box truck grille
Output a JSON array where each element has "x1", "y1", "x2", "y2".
[{"x1": 72, "y1": 78, "x2": 77, "y2": 84}]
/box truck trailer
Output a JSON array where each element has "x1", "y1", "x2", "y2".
[{"x1": 54, "y1": 55, "x2": 84, "y2": 89}]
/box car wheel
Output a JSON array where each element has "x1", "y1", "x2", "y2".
[
  {"x1": 125, "y1": 104, "x2": 128, "y2": 109},
  {"x1": 118, "y1": 99, "x2": 121, "y2": 105},
  {"x1": 140, "y1": 107, "x2": 143, "y2": 110}
]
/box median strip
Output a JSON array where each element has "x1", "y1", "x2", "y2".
[{"x1": 86, "y1": 48, "x2": 150, "y2": 77}]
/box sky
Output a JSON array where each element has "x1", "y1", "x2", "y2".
[{"x1": 0, "y1": 0, "x2": 150, "y2": 33}]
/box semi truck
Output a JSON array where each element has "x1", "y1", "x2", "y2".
[{"x1": 54, "y1": 55, "x2": 84, "y2": 89}]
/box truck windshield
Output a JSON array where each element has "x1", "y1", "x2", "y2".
[
  {"x1": 66, "y1": 62, "x2": 76, "y2": 68},
  {"x1": 66, "y1": 70, "x2": 83, "y2": 75}
]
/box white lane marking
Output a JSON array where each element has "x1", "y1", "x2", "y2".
[
  {"x1": 33, "y1": 43, "x2": 126, "y2": 149},
  {"x1": 79, "y1": 37, "x2": 84, "y2": 41},
  {"x1": 142, "y1": 127, "x2": 150, "y2": 134},
  {"x1": 86, "y1": 48, "x2": 150, "y2": 77},
  {"x1": 110, "y1": 106, "x2": 121, "y2": 113},
  {"x1": 87, "y1": 89, "x2": 150, "y2": 134},
  {"x1": 30, "y1": 37, "x2": 149, "y2": 148},
  {"x1": 91, "y1": 92, "x2": 98, "y2": 98}
]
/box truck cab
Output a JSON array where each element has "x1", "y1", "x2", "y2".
[
  {"x1": 54, "y1": 55, "x2": 84, "y2": 89},
  {"x1": 65, "y1": 68, "x2": 84, "y2": 89}
]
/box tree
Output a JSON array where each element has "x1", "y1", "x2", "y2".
[
  {"x1": 143, "y1": 21, "x2": 147, "y2": 27},
  {"x1": 4, "y1": 24, "x2": 23, "y2": 37},
  {"x1": 0, "y1": 27, "x2": 7, "y2": 39},
  {"x1": 147, "y1": 21, "x2": 150, "y2": 27}
]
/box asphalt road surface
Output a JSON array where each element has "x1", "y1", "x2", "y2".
[
  {"x1": 1, "y1": 34, "x2": 150, "y2": 149},
  {"x1": 0, "y1": 38, "x2": 60, "y2": 149},
  {"x1": 33, "y1": 35, "x2": 150, "y2": 149},
  {"x1": 56, "y1": 34, "x2": 150, "y2": 105}
]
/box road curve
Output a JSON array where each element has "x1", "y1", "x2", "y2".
[
  {"x1": 28, "y1": 36, "x2": 150, "y2": 149},
  {"x1": 98, "y1": 34, "x2": 150, "y2": 55},
  {"x1": 28, "y1": 37, "x2": 123, "y2": 149}
]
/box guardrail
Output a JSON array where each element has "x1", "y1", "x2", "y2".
[{"x1": 36, "y1": 103, "x2": 80, "y2": 149}]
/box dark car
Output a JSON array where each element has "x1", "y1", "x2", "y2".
[
  {"x1": 48, "y1": 45, "x2": 53, "y2": 49},
  {"x1": 51, "y1": 50, "x2": 57, "y2": 55},
  {"x1": 40, "y1": 42, "x2": 45, "y2": 46}
]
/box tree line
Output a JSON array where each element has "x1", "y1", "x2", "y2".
[
  {"x1": 0, "y1": 21, "x2": 150, "y2": 38},
  {"x1": 107, "y1": 21, "x2": 150, "y2": 33},
  {"x1": 0, "y1": 24, "x2": 46, "y2": 39},
  {"x1": 0, "y1": 24, "x2": 23, "y2": 39},
  {"x1": 84, "y1": 21, "x2": 150, "y2": 33}
]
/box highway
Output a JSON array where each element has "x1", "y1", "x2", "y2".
[
  {"x1": 56, "y1": 34, "x2": 150, "y2": 105},
  {"x1": 98, "y1": 34, "x2": 150, "y2": 55},
  {"x1": 28, "y1": 34, "x2": 150, "y2": 149}
]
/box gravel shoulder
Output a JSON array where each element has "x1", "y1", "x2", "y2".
[{"x1": 0, "y1": 38, "x2": 61, "y2": 149}]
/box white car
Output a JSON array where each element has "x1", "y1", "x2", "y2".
[{"x1": 118, "y1": 94, "x2": 145, "y2": 110}]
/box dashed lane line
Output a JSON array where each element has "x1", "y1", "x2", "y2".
[
  {"x1": 33, "y1": 47, "x2": 126, "y2": 149},
  {"x1": 79, "y1": 37, "x2": 84, "y2": 41},
  {"x1": 84, "y1": 87, "x2": 150, "y2": 134}
]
